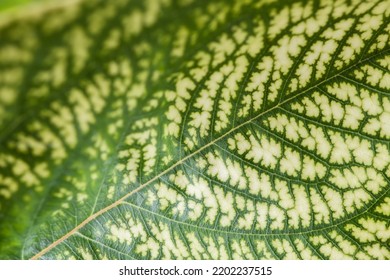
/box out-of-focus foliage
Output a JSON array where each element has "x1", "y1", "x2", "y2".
[{"x1": 0, "y1": 0, "x2": 53, "y2": 11}]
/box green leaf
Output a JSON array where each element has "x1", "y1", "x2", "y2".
[{"x1": 0, "y1": 0, "x2": 389, "y2": 260}]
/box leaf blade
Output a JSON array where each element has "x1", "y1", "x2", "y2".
[{"x1": 0, "y1": 0, "x2": 389, "y2": 260}]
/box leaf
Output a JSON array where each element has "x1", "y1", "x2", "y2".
[{"x1": 0, "y1": 0, "x2": 389, "y2": 260}]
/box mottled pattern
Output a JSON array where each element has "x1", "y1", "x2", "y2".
[{"x1": 0, "y1": 0, "x2": 389, "y2": 259}]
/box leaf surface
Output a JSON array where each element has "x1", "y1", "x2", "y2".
[{"x1": 0, "y1": 0, "x2": 389, "y2": 260}]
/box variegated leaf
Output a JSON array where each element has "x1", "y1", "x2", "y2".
[{"x1": 0, "y1": 0, "x2": 389, "y2": 259}]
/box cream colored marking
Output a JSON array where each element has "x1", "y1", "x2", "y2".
[
  {"x1": 187, "y1": 200, "x2": 203, "y2": 221},
  {"x1": 214, "y1": 186, "x2": 235, "y2": 227},
  {"x1": 322, "y1": 186, "x2": 344, "y2": 219},
  {"x1": 206, "y1": 153, "x2": 229, "y2": 182},
  {"x1": 186, "y1": 232, "x2": 205, "y2": 259},
  {"x1": 269, "y1": 204, "x2": 285, "y2": 230},
  {"x1": 295, "y1": 239, "x2": 319, "y2": 259},
  {"x1": 359, "y1": 218, "x2": 390, "y2": 242},
  {"x1": 31, "y1": 51, "x2": 386, "y2": 259},
  {"x1": 79, "y1": 248, "x2": 94, "y2": 260},
  {"x1": 345, "y1": 224, "x2": 374, "y2": 243},
  {"x1": 302, "y1": 156, "x2": 326, "y2": 180},
  {"x1": 255, "y1": 240, "x2": 275, "y2": 259},
  {"x1": 373, "y1": 143, "x2": 390, "y2": 171},
  {"x1": 280, "y1": 148, "x2": 301, "y2": 176},
  {"x1": 268, "y1": 7, "x2": 289, "y2": 40},
  {"x1": 310, "y1": 188, "x2": 330, "y2": 224},
  {"x1": 273, "y1": 180, "x2": 291, "y2": 209},
  {"x1": 255, "y1": 203, "x2": 270, "y2": 230},
  {"x1": 329, "y1": 230, "x2": 356, "y2": 256},
  {"x1": 365, "y1": 244, "x2": 390, "y2": 259},
  {"x1": 243, "y1": 133, "x2": 281, "y2": 169},
  {"x1": 375, "y1": 197, "x2": 390, "y2": 216},
  {"x1": 291, "y1": 184, "x2": 311, "y2": 227},
  {"x1": 361, "y1": 89, "x2": 383, "y2": 116},
  {"x1": 319, "y1": 243, "x2": 352, "y2": 259}
]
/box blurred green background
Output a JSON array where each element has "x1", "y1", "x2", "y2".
[{"x1": 0, "y1": 0, "x2": 57, "y2": 11}]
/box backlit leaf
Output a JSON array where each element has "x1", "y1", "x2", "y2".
[{"x1": 0, "y1": 0, "x2": 389, "y2": 259}]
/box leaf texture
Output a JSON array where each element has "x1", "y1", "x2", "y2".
[{"x1": 0, "y1": 0, "x2": 389, "y2": 260}]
